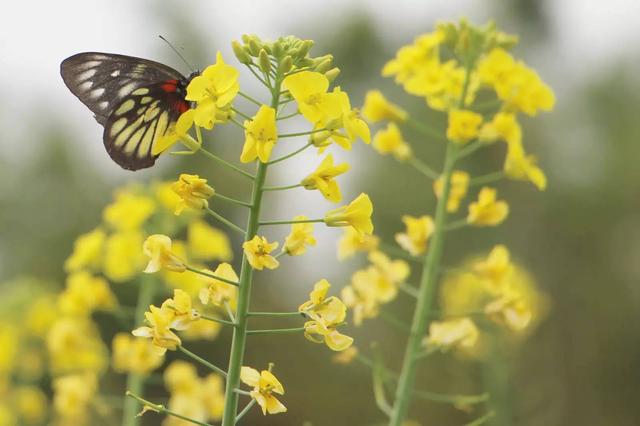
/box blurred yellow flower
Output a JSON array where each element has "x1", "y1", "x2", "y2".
[
  {"x1": 103, "y1": 190, "x2": 156, "y2": 231},
  {"x1": 103, "y1": 230, "x2": 145, "y2": 282},
  {"x1": 342, "y1": 276, "x2": 380, "y2": 326},
  {"x1": 188, "y1": 220, "x2": 232, "y2": 262},
  {"x1": 479, "y1": 112, "x2": 521, "y2": 145},
  {"x1": 154, "y1": 181, "x2": 182, "y2": 213},
  {"x1": 64, "y1": 227, "x2": 105, "y2": 272},
  {"x1": 504, "y1": 139, "x2": 547, "y2": 190},
  {"x1": 112, "y1": 332, "x2": 164, "y2": 375},
  {"x1": 243, "y1": 235, "x2": 279, "y2": 270},
  {"x1": 433, "y1": 170, "x2": 470, "y2": 213},
  {"x1": 58, "y1": 271, "x2": 118, "y2": 316},
  {"x1": 369, "y1": 251, "x2": 410, "y2": 299},
  {"x1": 180, "y1": 318, "x2": 222, "y2": 342},
  {"x1": 25, "y1": 295, "x2": 57, "y2": 337},
  {"x1": 337, "y1": 227, "x2": 380, "y2": 261},
  {"x1": 395, "y1": 215, "x2": 434, "y2": 256},
  {"x1": 382, "y1": 30, "x2": 443, "y2": 86},
  {"x1": 467, "y1": 187, "x2": 509, "y2": 226},
  {"x1": 0, "y1": 323, "x2": 18, "y2": 377},
  {"x1": 283, "y1": 215, "x2": 317, "y2": 256},
  {"x1": 373, "y1": 122, "x2": 412, "y2": 161},
  {"x1": 485, "y1": 294, "x2": 533, "y2": 332},
  {"x1": 198, "y1": 263, "x2": 239, "y2": 310},
  {"x1": 52, "y1": 373, "x2": 97, "y2": 424},
  {"x1": 161, "y1": 289, "x2": 200, "y2": 330},
  {"x1": 324, "y1": 193, "x2": 374, "y2": 235},
  {"x1": 446, "y1": 109, "x2": 483, "y2": 144},
  {"x1": 172, "y1": 174, "x2": 215, "y2": 215},
  {"x1": 143, "y1": 234, "x2": 186, "y2": 273},
  {"x1": 424, "y1": 317, "x2": 479, "y2": 352},
  {"x1": 240, "y1": 105, "x2": 278, "y2": 163},
  {"x1": 301, "y1": 154, "x2": 350, "y2": 203},
  {"x1": 362, "y1": 90, "x2": 408, "y2": 123},
  {"x1": 240, "y1": 367, "x2": 287, "y2": 415},
  {"x1": 473, "y1": 244, "x2": 514, "y2": 293},
  {"x1": 15, "y1": 386, "x2": 47, "y2": 425},
  {"x1": 332, "y1": 346, "x2": 359, "y2": 364},
  {"x1": 186, "y1": 52, "x2": 240, "y2": 129},
  {"x1": 47, "y1": 318, "x2": 107, "y2": 375}
]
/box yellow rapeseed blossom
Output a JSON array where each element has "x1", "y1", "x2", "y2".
[
  {"x1": 164, "y1": 360, "x2": 200, "y2": 394},
  {"x1": 180, "y1": 318, "x2": 222, "y2": 342},
  {"x1": 172, "y1": 174, "x2": 215, "y2": 215},
  {"x1": 332, "y1": 346, "x2": 359, "y2": 364},
  {"x1": 299, "y1": 279, "x2": 348, "y2": 327},
  {"x1": 58, "y1": 271, "x2": 118, "y2": 316},
  {"x1": 373, "y1": 123, "x2": 412, "y2": 161},
  {"x1": 485, "y1": 294, "x2": 532, "y2": 332},
  {"x1": 424, "y1": 318, "x2": 479, "y2": 352},
  {"x1": 143, "y1": 234, "x2": 186, "y2": 273},
  {"x1": 303, "y1": 318, "x2": 354, "y2": 351},
  {"x1": 395, "y1": 215, "x2": 434, "y2": 256},
  {"x1": 335, "y1": 88, "x2": 371, "y2": 146},
  {"x1": 504, "y1": 139, "x2": 547, "y2": 190},
  {"x1": 446, "y1": 109, "x2": 483, "y2": 143},
  {"x1": 324, "y1": 193, "x2": 374, "y2": 235},
  {"x1": 132, "y1": 305, "x2": 182, "y2": 354},
  {"x1": 161, "y1": 289, "x2": 200, "y2": 330},
  {"x1": 52, "y1": 373, "x2": 97, "y2": 424},
  {"x1": 112, "y1": 332, "x2": 164, "y2": 375},
  {"x1": 473, "y1": 244, "x2": 514, "y2": 293},
  {"x1": 103, "y1": 190, "x2": 156, "y2": 231},
  {"x1": 382, "y1": 30, "x2": 444, "y2": 86},
  {"x1": 15, "y1": 386, "x2": 47, "y2": 425},
  {"x1": 342, "y1": 271, "x2": 381, "y2": 326},
  {"x1": 433, "y1": 170, "x2": 470, "y2": 213},
  {"x1": 369, "y1": 251, "x2": 410, "y2": 298},
  {"x1": 155, "y1": 109, "x2": 196, "y2": 155},
  {"x1": 64, "y1": 227, "x2": 105, "y2": 272},
  {"x1": 24, "y1": 295, "x2": 57, "y2": 337},
  {"x1": 337, "y1": 227, "x2": 380, "y2": 261},
  {"x1": 479, "y1": 112, "x2": 522, "y2": 145},
  {"x1": 283, "y1": 70, "x2": 333, "y2": 124},
  {"x1": 283, "y1": 215, "x2": 317, "y2": 256},
  {"x1": 188, "y1": 220, "x2": 232, "y2": 261},
  {"x1": 0, "y1": 323, "x2": 17, "y2": 377},
  {"x1": 103, "y1": 230, "x2": 145, "y2": 282},
  {"x1": 467, "y1": 187, "x2": 509, "y2": 226},
  {"x1": 198, "y1": 263, "x2": 239, "y2": 309},
  {"x1": 240, "y1": 367, "x2": 287, "y2": 415},
  {"x1": 301, "y1": 154, "x2": 350, "y2": 203},
  {"x1": 243, "y1": 235, "x2": 280, "y2": 270},
  {"x1": 362, "y1": 90, "x2": 408, "y2": 122},
  {"x1": 186, "y1": 52, "x2": 240, "y2": 129},
  {"x1": 154, "y1": 181, "x2": 182, "y2": 213},
  {"x1": 240, "y1": 105, "x2": 278, "y2": 163},
  {"x1": 47, "y1": 318, "x2": 107, "y2": 375}
]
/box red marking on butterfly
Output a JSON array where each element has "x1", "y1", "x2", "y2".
[{"x1": 161, "y1": 79, "x2": 179, "y2": 93}]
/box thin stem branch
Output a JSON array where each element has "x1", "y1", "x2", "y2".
[
  {"x1": 398, "y1": 282, "x2": 419, "y2": 298},
  {"x1": 246, "y1": 311, "x2": 302, "y2": 317},
  {"x1": 266, "y1": 142, "x2": 313, "y2": 165},
  {"x1": 178, "y1": 346, "x2": 227, "y2": 377},
  {"x1": 469, "y1": 170, "x2": 506, "y2": 187},
  {"x1": 246, "y1": 327, "x2": 305, "y2": 335},
  {"x1": 246, "y1": 64, "x2": 270, "y2": 89},
  {"x1": 205, "y1": 207, "x2": 246, "y2": 235},
  {"x1": 456, "y1": 140, "x2": 484, "y2": 160},
  {"x1": 238, "y1": 91, "x2": 263, "y2": 107},
  {"x1": 185, "y1": 266, "x2": 239, "y2": 287},
  {"x1": 278, "y1": 128, "x2": 326, "y2": 138},
  {"x1": 262, "y1": 183, "x2": 302, "y2": 191},
  {"x1": 408, "y1": 156, "x2": 440, "y2": 180},
  {"x1": 126, "y1": 392, "x2": 214, "y2": 426},
  {"x1": 259, "y1": 218, "x2": 323, "y2": 226},
  {"x1": 464, "y1": 411, "x2": 496, "y2": 426},
  {"x1": 200, "y1": 313, "x2": 237, "y2": 327},
  {"x1": 445, "y1": 219, "x2": 468, "y2": 232},
  {"x1": 277, "y1": 111, "x2": 300, "y2": 120},
  {"x1": 214, "y1": 193, "x2": 253, "y2": 208},
  {"x1": 231, "y1": 107, "x2": 252, "y2": 120},
  {"x1": 406, "y1": 118, "x2": 446, "y2": 141},
  {"x1": 199, "y1": 147, "x2": 254, "y2": 180},
  {"x1": 412, "y1": 390, "x2": 489, "y2": 405},
  {"x1": 235, "y1": 399, "x2": 257, "y2": 422},
  {"x1": 379, "y1": 243, "x2": 424, "y2": 264},
  {"x1": 230, "y1": 117, "x2": 247, "y2": 130},
  {"x1": 379, "y1": 311, "x2": 411, "y2": 333}
]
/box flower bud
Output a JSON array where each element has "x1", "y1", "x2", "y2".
[
  {"x1": 248, "y1": 39, "x2": 261, "y2": 56},
  {"x1": 324, "y1": 67, "x2": 341, "y2": 83},
  {"x1": 296, "y1": 40, "x2": 314, "y2": 59},
  {"x1": 258, "y1": 49, "x2": 271, "y2": 74},
  {"x1": 314, "y1": 57, "x2": 333, "y2": 74},
  {"x1": 278, "y1": 56, "x2": 293, "y2": 74},
  {"x1": 232, "y1": 40, "x2": 252, "y2": 64}
]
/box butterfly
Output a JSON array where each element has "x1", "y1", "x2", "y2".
[{"x1": 61, "y1": 52, "x2": 198, "y2": 170}]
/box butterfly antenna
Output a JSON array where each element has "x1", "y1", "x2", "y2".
[{"x1": 158, "y1": 35, "x2": 195, "y2": 73}]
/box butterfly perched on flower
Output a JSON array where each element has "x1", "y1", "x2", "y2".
[{"x1": 61, "y1": 52, "x2": 198, "y2": 170}]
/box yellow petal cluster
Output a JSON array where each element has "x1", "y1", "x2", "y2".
[
  {"x1": 112, "y1": 332, "x2": 164, "y2": 375},
  {"x1": 240, "y1": 367, "x2": 287, "y2": 415},
  {"x1": 337, "y1": 227, "x2": 380, "y2": 261},
  {"x1": 143, "y1": 234, "x2": 186, "y2": 273},
  {"x1": 283, "y1": 215, "x2": 317, "y2": 256},
  {"x1": 362, "y1": 90, "x2": 408, "y2": 122},
  {"x1": 466, "y1": 187, "x2": 509, "y2": 226},
  {"x1": 198, "y1": 263, "x2": 239, "y2": 310},
  {"x1": 324, "y1": 193, "x2": 374, "y2": 235},
  {"x1": 424, "y1": 318, "x2": 479, "y2": 351},
  {"x1": 446, "y1": 109, "x2": 483, "y2": 143},
  {"x1": 240, "y1": 105, "x2": 278, "y2": 163},
  {"x1": 172, "y1": 174, "x2": 215, "y2": 215},
  {"x1": 433, "y1": 170, "x2": 470, "y2": 213},
  {"x1": 395, "y1": 215, "x2": 434, "y2": 256},
  {"x1": 301, "y1": 154, "x2": 350, "y2": 203},
  {"x1": 243, "y1": 235, "x2": 280, "y2": 270},
  {"x1": 372, "y1": 123, "x2": 412, "y2": 161}
]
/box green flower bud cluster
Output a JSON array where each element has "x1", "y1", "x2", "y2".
[{"x1": 437, "y1": 19, "x2": 519, "y2": 63}]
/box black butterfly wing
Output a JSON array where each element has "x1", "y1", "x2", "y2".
[
  {"x1": 103, "y1": 80, "x2": 191, "y2": 170},
  {"x1": 61, "y1": 52, "x2": 186, "y2": 124}
]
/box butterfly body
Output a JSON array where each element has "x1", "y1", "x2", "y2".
[{"x1": 61, "y1": 52, "x2": 196, "y2": 170}]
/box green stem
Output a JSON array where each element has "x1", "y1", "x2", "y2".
[
  {"x1": 126, "y1": 392, "x2": 213, "y2": 426},
  {"x1": 178, "y1": 346, "x2": 227, "y2": 377},
  {"x1": 408, "y1": 156, "x2": 440, "y2": 180},
  {"x1": 200, "y1": 313, "x2": 237, "y2": 327},
  {"x1": 122, "y1": 276, "x2": 156, "y2": 426},
  {"x1": 278, "y1": 128, "x2": 326, "y2": 138},
  {"x1": 247, "y1": 311, "x2": 302, "y2": 317},
  {"x1": 379, "y1": 243, "x2": 424, "y2": 264},
  {"x1": 246, "y1": 326, "x2": 305, "y2": 335},
  {"x1": 277, "y1": 111, "x2": 300, "y2": 120},
  {"x1": 199, "y1": 147, "x2": 254, "y2": 180},
  {"x1": 230, "y1": 117, "x2": 247, "y2": 130},
  {"x1": 266, "y1": 142, "x2": 313, "y2": 165},
  {"x1": 235, "y1": 399, "x2": 257, "y2": 422},
  {"x1": 445, "y1": 219, "x2": 468, "y2": 232},
  {"x1": 484, "y1": 336, "x2": 511, "y2": 426},
  {"x1": 185, "y1": 266, "x2": 239, "y2": 287},
  {"x1": 379, "y1": 310, "x2": 411, "y2": 333},
  {"x1": 406, "y1": 118, "x2": 446, "y2": 141},
  {"x1": 398, "y1": 282, "x2": 419, "y2": 298},
  {"x1": 469, "y1": 171, "x2": 505, "y2": 187},
  {"x1": 465, "y1": 411, "x2": 496, "y2": 426},
  {"x1": 259, "y1": 218, "x2": 323, "y2": 226},
  {"x1": 214, "y1": 193, "x2": 253, "y2": 208},
  {"x1": 205, "y1": 207, "x2": 246, "y2": 235},
  {"x1": 231, "y1": 107, "x2": 252, "y2": 120},
  {"x1": 457, "y1": 140, "x2": 484, "y2": 160},
  {"x1": 246, "y1": 64, "x2": 270, "y2": 89},
  {"x1": 262, "y1": 183, "x2": 302, "y2": 191},
  {"x1": 238, "y1": 91, "x2": 263, "y2": 107},
  {"x1": 412, "y1": 390, "x2": 488, "y2": 405}
]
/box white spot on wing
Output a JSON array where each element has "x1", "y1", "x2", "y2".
[
  {"x1": 99, "y1": 101, "x2": 109, "y2": 110},
  {"x1": 79, "y1": 81, "x2": 93, "y2": 91},
  {"x1": 78, "y1": 60, "x2": 100, "y2": 70},
  {"x1": 91, "y1": 88, "x2": 105, "y2": 99},
  {"x1": 118, "y1": 82, "x2": 137, "y2": 97},
  {"x1": 110, "y1": 70, "x2": 120, "y2": 77},
  {"x1": 78, "y1": 69, "x2": 96, "y2": 81}
]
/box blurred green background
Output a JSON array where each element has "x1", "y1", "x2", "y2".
[{"x1": 2, "y1": 0, "x2": 640, "y2": 425}]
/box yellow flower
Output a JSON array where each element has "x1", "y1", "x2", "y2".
[
  {"x1": 243, "y1": 235, "x2": 280, "y2": 270},
  {"x1": 103, "y1": 189, "x2": 156, "y2": 231},
  {"x1": 64, "y1": 227, "x2": 105, "y2": 272},
  {"x1": 335, "y1": 88, "x2": 371, "y2": 145},
  {"x1": 332, "y1": 346, "x2": 359, "y2": 364},
  {"x1": 479, "y1": 112, "x2": 521, "y2": 145},
  {"x1": 373, "y1": 122, "x2": 412, "y2": 161},
  {"x1": 198, "y1": 263, "x2": 239, "y2": 310},
  {"x1": 172, "y1": 174, "x2": 215, "y2": 215},
  {"x1": 164, "y1": 360, "x2": 200, "y2": 394},
  {"x1": 382, "y1": 30, "x2": 444, "y2": 85},
  {"x1": 362, "y1": 90, "x2": 408, "y2": 122},
  {"x1": 188, "y1": 220, "x2": 232, "y2": 261},
  {"x1": 337, "y1": 227, "x2": 380, "y2": 261},
  {"x1": 504, "y1": 139, "x2": 547, "y2": 190},
  {"x1": 395, "y1": 215, "x2": 434, "y2": 256},
  {"x1": 446, "y1": 109, "x2": 483, "y2": 143},
  {"x1": 202, "y1": 373, "x2": 226, "y2": 421},
  {"x1": 240, "y1": 367, "x2": 287, "y2": 415},
  {"x1": 467, "y1": 187, "x2": 509, "y2": 226},
  {"x1": 132, "y1": 305, "x2": 182, "y2": 354},
  {"x1": 283, "y1": 215, "x2": 317, "y2": 256},
  {"x1": 369, "y1": 251, "x2": 410, "y2": 298},
  {"x1": 154, "y1": 109, "x2": 197, "y2": 155},
  {"x1": 473, "y1": 244, "x2": 514, "y2": 293},
  {"x1": 240, "y1": 105, "x2": 278, "y2": 163},
  {"x1": 154, "y1": 181, "x2": 182, "y2": 213},
  {"x1": 485, "y1": 294, "x2": 532, "y2": 332},
  {"x1": 143, "y1": 234, "x2": 186, "y2": 273},
  {"x1": 58, "y1": 271, "x2": 118, "y2": 316},
  {"x1": 283, "y1": 71, "x2": 333, "y2": 124},
  {"x1": 186, "y1": 52, "x2": 240, "y2": 129},
  {"x1": 47, "y1": 318, "x2": 107, "y2": 375},
  {"x1": 303, "y1": 319, "x2": 354, "y2": 351},
  {"x1": 324, "y1": 193, "x2": 374, "y2": 235},
  {"x1": 15, "y1": 386, "x2": 47, "y2": 425},
  {"x1": 301, "y1": 154, "x2": 350, "y2": 203},
  {"x1": 161, "y1": 289, "x2": 200, "y2": 330},
  {"x1": 181, "y1": 318, "x2": 222, "y2": 341},
  {"x1": 298, "y1": 279, "x2": 347, "y2": 325},
  {"x1": 103, "y1": 230, "x2": 145, "y2": 282},
  {"x1": 342, "y1": 272, "x2": 381, "y2": 326},
  {"x1": 112, "y1": 332, "x2": 164, "y2": 375},
  {"x1": 24, "y1": 296, "x2": 57, "y2": 337},
  {"x1": 433, "y1": 170, "x2": 470, "y2": 213},
  {"x1": 424, "y1": 317, "x2": 479, "y2": 351},
  {"x1": 52, "y1": 373, "x2": 97, "y2": 423}
]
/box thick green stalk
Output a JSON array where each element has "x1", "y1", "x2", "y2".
[
  {"x1": 122, "y1": 275, "x2": 156, "y2": 426},
  {"x1": 388, "y1": 141, "x2": 458, "y2": 425}
]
